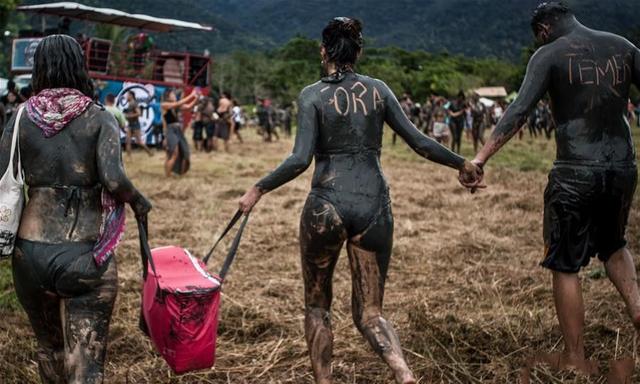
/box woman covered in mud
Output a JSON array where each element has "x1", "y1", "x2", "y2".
[
  {"x1": 0, "y1": 35, "x2": 151, "y2": 383},
  {"x1": 239, "y1": 18, "x2": 483, "y2": 384}
]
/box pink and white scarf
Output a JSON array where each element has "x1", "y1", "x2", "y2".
[
  {"x1": 26, "y1": 88, "x2": 93, "y2": 138},
  {"x1": 26, "y1": 88, "x2": 125, "y2": 266}
]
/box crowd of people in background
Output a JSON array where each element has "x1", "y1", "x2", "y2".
[
  {"x1": 2, "y1": 78, "x2": 640, "y2": 170},
  {"x1": 185, "y1": 94, "x2": 293, "y2": 153},
  {"x1": 0, "y1": 80, "x2": 33, "y2": 132},
  {"x1": 397, "y1": 91, "x2": 557, "y2": 154}
]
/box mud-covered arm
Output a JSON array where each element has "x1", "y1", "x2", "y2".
[
  {"x1": 633, "y1": 45, "x2": 640, "y2": 89},
  {"x1": 475, "y1": 47, "x2": 551, "y2": 165},
  {"x1": 0, "y1": 103, "x2": 5, "y2": 137},
  {"x1": 96, "y1": 112, "x2": 151, "y2": 216},
  {"x1": 0, "y1": 112, "x2": 17, "y2": 177},
  {"x1": 381, "y1": 82, "x2": 465, "y2": 170},
  {"x1": 255, "y1": 87, "x2": 318, "y2": 192}
]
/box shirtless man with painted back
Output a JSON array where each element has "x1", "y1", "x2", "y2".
[
  {"x1": 474, "y1": 2, "x2": 639, "y2": 374},
  {"x1": 215, "y1": 92, "x2": 233, "y2": 151}
]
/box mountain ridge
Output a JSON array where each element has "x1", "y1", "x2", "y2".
[{"x1": 20, "y1": 0, "x2": 640, "y2": 60}]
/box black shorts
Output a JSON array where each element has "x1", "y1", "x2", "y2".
[
  {"x1": 204, "y1": 121, "x2": 216, "y2": 139},
  {"x1": 192, "y1": 121, "x2": 204, "y2": 141},
  {"x1": 542, "y1": 164, "x2": 637, "y2": 273},
  {"x1": 215, "y1": 120, "x2": 230, "y2": 140},
  {"x1": 128, "y1": 121, "x2": 141, "y2": 133},
  {"x1": 152, "y1": 123, "x2": 163, "y2": 136}
]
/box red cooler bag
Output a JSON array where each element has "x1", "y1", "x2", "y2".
[{"x1": 136, "y1": 211, "x2": 249, "y2": 374}]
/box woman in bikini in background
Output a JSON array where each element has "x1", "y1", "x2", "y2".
[{"x1": 239, "y1": 17, "x2": 483, "y2": 384}]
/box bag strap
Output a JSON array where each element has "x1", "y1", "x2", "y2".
[
  {"x1": 136, "y1": 215, "x2": 159, "y2": 282},
  {"x1": 202, "y1": 209, "x2": 249, "y2": 280},
  {"x1": 8, "y1": 107, "x2": 25, "y2": 180}
]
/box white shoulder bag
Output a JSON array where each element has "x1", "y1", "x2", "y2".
[{"x1": 0, "y1": 106, "x2": 25, "y2": 257}]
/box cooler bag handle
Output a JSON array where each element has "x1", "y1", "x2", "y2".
[
  {"x1": 135, "y1": 214, "x2": 156, "y2": 337},
  {"x1": 203, "y1": 209, "x2": 250, "y2": 280},
  {"x1": 136, "y1": 215, "x2": 159, "y2": 282}
]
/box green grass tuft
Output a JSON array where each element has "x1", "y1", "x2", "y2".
[{"x1": 0, "y1": 260, "x2": 19, "y2": 311}]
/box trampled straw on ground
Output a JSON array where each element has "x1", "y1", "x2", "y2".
[{"x1": 0, "y1": 131, "x2": 638, "y2": 383}]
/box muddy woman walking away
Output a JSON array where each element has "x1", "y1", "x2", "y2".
[
  {"x1": 239, "y1": 17, "x2": 483, "y2": 384},
  {"x1": 474, "y1": 2, "x2": 640, "y2": 377},
  {"x1": 0, "y1": 35, "x2": 151, "y2": 383}
]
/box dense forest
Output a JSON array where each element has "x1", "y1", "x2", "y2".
[
  {"x1": 2, "y1": 1, "x2": 640, "y2": 103},
  {"x1": 211, "y1": 37, "x2": 522, "y2": 105}
]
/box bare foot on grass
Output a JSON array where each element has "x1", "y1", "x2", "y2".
[{"x1": 394, "y1": 370, "x2": 416, "y2": 384}]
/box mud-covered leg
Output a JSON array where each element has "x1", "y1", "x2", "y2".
[
  {"x1": 60, "y1": 258, "x2": 118, "y2": 384},
  {"x1": 348, "y1": 206, "x2": 415, "y2": 384},
  {"x1": 300, "y1": 196, "x2": 347, "y2": 384},
  {"x1": 12, "y1": 244, "x2": 66, "y2": 383},
  {"x1": 551, "y1": 271, "x2": 599, "y2": 375},
  {"x1": 602, "y1": 173, "x2": 640, "y2": 329},
  {"x1": 135, "y1": 131, "x2": 153, "y2": 156},
  {"x1": 605, "y1": 248, "x2": 640, "y2": 328}
]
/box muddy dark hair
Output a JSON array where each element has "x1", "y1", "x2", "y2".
[
  {"x1": 322, "y1": 17, "x2": 363, "y2": 70},
  {"x1": 32, "y1": 35, "x2": 94, "y2": 97},
  {"x1": 531, "y1": 2, "x2": 572, "y2": 30}
]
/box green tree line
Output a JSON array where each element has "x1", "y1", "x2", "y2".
[{"x1": 213, "y1": 36, "x2": 522, "y2": 105}]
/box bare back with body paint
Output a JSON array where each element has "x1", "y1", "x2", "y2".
[
  {"x1": 548, "y1": 26, "x2": 637, "y2": 163},
  {"x1": 255, "y1": 71, "x2": 466, "y2": 195},
  {"x1": 480, "y1": 21, "x2": 640, "y2": 166}
]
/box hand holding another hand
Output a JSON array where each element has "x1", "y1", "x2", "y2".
[{"x1": 458, "y1": 159, "x2": 485, "y2": 193}]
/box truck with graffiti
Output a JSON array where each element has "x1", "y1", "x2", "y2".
[{"x1": 11, "y1": 2, "x2": 212, "y2": 145}]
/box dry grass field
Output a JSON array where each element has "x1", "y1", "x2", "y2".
[{"x1": 1, "y1": 128, "x2": 639, "y2": 383}]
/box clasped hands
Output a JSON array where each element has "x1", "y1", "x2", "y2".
[{"x1": 458, "y1": 158, "x2": 485, "y2": 193}]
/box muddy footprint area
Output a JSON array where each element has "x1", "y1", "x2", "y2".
[{"x1": 1, "y1": 134, "x2": 639, "y2": 383}]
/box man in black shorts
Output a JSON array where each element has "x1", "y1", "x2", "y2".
[
  {"x1": 123, "y1": 91, "x2": 152, "y2": 156},
  {"x1": 474, "y1": 2, "x2": 639, "y2": 374},
  {"x1": 215, "y1": 92, "x2": 233, "y2": 151}
]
